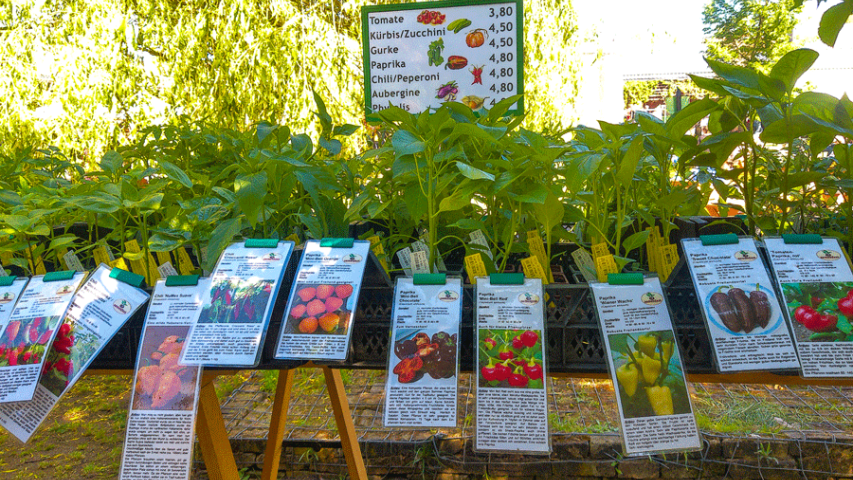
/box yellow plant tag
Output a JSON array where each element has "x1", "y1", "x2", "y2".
[
  {"x1": 156, "y1": 251, "x2": 171, "y2": 266},
  {"x1": 285, "y1": 233, "x2": 300, "y2": 245},
  {"x1": 591, "y1": 242, "x2": 609, "y2": 259},
  {"x1": 125, "y1": 239, "x2": 141, "y2": 253},
  {"x1": 367, "y1": 236, "x2": 389, "y2": 273},
  {"x1": 646, "y1": 228, "x2": 659, "y2": 273},
  {"x1": 93, "y1": 245, "x2": 112, "y2": 266},
  {"x1": 176, "y1": 247, "x2": 195, "y2": 275},
  {"x1": 110, "y1": 257, "x2": 130, "y2": 271},
  {"x1": 26, "y1": 245, "x2": 47, "y2": 275},
  {"x1": 57, "y1": 248, "x2": 69, "y2": 270},
  {"x1": 464, "y1": 253, "x2": 488, "y2": 284},
  {"x1": 657, "y1": 244, "x2": 679, "y2": 282},
  {"x1": 526, "y1": 233, "x2": 552, "y2": 282},
  {"x1": 594, "y1": 254, "x2": 619, "y2": 283},
  {"x1": 521, "y1": 256, "x2": 549, "y2": 285}
]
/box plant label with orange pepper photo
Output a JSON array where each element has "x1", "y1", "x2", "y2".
[
  {"x1": 474, "y1": 277, "x2": 550, "y2": 454},
  {"x1": 591, "y1": 277, "x2": 701, "y2": 457},
  {"x1": 181, "y1": 241, "x2": 294, "y2": 367},
  {"x1": 383, "y1": 276, "x2": 461, "y2": 428},
  {"x1": 682, "y1": 237, "x2": 799, "y2": 373},
  {"x1": 765, "y1": 237, "x2": 853, "y2": 378},
  {"x1": 275, "y1": 240, "x2": 371, "y2": 361},
  {"x1": 0, "y1": 265, "x2": 148, "y2": 443},
  {"x1": 120, "y1": 278, "x2": 207, "y2": 480}
]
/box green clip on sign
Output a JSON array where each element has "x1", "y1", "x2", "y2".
[
  {"x1": 165, "y1": 274, "x2": 200, "y2": 287},
  {"x1": 320, "y1": 238, "x2": 355, "y2": 248},
  {"x1": 413, "y1": 273, "x2": 446, "y2": 285},
  {"x1": 490, "y1": 273, "x2": 524, "y2": 285},
  {"x1": 44, "y1": 270, "x2": 75, "y2": 282},
  {"x1": 0, "y1": 276, "x2": 17, "y2": 287},
  {"x1": 361, "y1": 0, "x2": 524, "y2": 117},
  {"x1": 245, "y1": 239, "x2": 279, "y2": 248},
  {"x1": 109, "y1": 268, "x2": 144, "y2": 288},
  {"x1": 607, "y1": 273, "x2": 644, "y2": 285},
  {"x1": 700, "y1": 233, "x2": 739, "y2": 246},
  {"x1": 782, "y1": 234, "x2": 823, "y2": 245}
]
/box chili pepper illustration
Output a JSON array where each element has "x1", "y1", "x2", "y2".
[{"x1": 470, "y1": 65, "x2": 483, "y2": 84}]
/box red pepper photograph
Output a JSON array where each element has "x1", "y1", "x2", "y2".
[
  {"x1": 40, "y1": 318, "x2": 99, "y2": 397},
  {"x1": 132, "y1": 325, "x2": 199, "y2": 411},
  {"x1": 478, "y1": 328, "x2": 544, "y2": 389},
  {"x1": 391, "y1": 329, "x2": 457, "y2": 384},
  {"x1": 197, "y1": 277, "x2": 274, "y2": 324},
  {"x1": 781, "y1": 281, "x2": 853, "y2": 343},
  {"x1": 0, "y1": 315, "x2": 62, "y2": 369}
]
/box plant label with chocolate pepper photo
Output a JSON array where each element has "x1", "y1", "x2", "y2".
[
  {"x1": 275, "y1": 240, "x2": 371, "y2": 361},
  {"x1": 591, "y1": 276, "x2": 701, "y2": 457},
  {"x1": 682, "y1": 237, "x2": 799, "y2": 373},
  {"x1": 765, "y1": 237, "x2": 853, "y2": 378},
  {"x1": 474, "y1": 276, "x2": 550, "y2": 454},
  {"x1": 383, "y1": 276, "x2": 462, "y2": 428}
]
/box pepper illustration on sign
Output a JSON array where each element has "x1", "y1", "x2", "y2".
[
  {"x1": 609, "y1": 331, "x2": 691, "y2": 419},
  {"x1": 285, "y1": 282, "x2": 354, "y2": 335},
  {"x1": 469, "y1": 65, "x2": 484, "y2": 85},
  {"x1": 782, "y1": 281, "x2": 853, "y2": 342},
  {"x1": 478, "y1": 329, "x2": 544, "y2": 389}
]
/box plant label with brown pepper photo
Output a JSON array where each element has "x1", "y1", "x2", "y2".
[
  {"x1": 181, "y1": 241, "x2": 294, "y2": 367},
  {"x1": 591, "y1": 277, "x2": 701, "y2": 456},
  {"x1": 275, "y1": 240, "x2": 371, "y2": 361},
  {"x1": 765, "y1": 237, "x2": 853, "y2": 378},
  {"x1": 383, "y1": 276, "x2": 461, "y2": 428},
  {"x1": 682, "y1": 237, "x2": 799, "y2": 373}
]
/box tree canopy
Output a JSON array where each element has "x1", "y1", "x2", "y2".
[{"x1": 702, "y1": 0, "x2": 803, "y2": 71}]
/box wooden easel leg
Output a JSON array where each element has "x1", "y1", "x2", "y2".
[
  {"x1": 322, "y1": 366, "x2": 368, "y2": 480},
  {"x1": 261, "y1": 369, "x2": 295, "y2": 480},
  {"x1": 197, "y1": 374, "x2": 239, "y2": 480}
]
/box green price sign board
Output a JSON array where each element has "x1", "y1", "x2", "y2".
[{"x1": 361, "y1": 0, "x2": 524, "y2": 116}]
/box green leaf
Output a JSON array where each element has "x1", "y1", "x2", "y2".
[
  {"x1": 159, "y1": 160, "x2": 193, "y2": 189},
  {"x1": 47, "y1": 236, "x2": 77, "y2": 251},
  {"x1": 532, "y1": 193, "x2": 564, "y2": 234},
  {"x1": 204, "y1": 218, "x2": 243, "y2": 272},
  {"x1": 0, "y1": 215, "x2": 33, "y2": 233},
  {"x1": 456, "y1": 162, "x2": 494, "y2": 181},
  {"x1": 760, "y1": 115, "x2": 818, "y2": 143},
  {"x1": 616, "y1": 137, "x2": 645, "y2": 187},
  {"x1": 333, "y1": 124, "x2": 360, "y2": 136},
  {"x1": 666, "y1": 98, "x2": 719, "y2": 139},
  {"x1": 622, "y1": 230, "x2": 650, "y2": 255},
  {"x1": 391, "y1": 130, "x2": 425, "y2": 157},
  {"x1": 256, "y1": 121, "x2": 276, "y2": 146},
  {"x1": 319, "y1": 137, "x2": 342, "y2": 155},
  {"x1": 509, "y1": 184, "x2": 549, "y2": 204},
  {"x1": 438, "y1": 192, "x2": 472, "y2": 212},
  {"x1": 837, "y1": 315, "x2": 853, "y2": 335},
  {"x1": 819, "y1": 0, "x2": 853, "y2": 47},
  {"x1": 487, "y1": 94, "x2": 523, "y2": 122},
  {"x1": 705, "y1": 57, "x2": 760, "y2": 90},
  {"x1": 291, "y1": 134, "x2": 313, "y2": 157},
  {"x1": 769, "y1": 48, "x2": 819, "y2": 94},
  {"x1": 77, "y1": 194, "x2": 120, "y2": 214},
  {"x1": 100, "y1": 151, "x2": 123, "y2": 175},
  {"x1": 235, "y1": 171, "x2": 268, "y2": 227}
]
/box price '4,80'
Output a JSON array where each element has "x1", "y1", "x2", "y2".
[{"x1": 489, "y1": 83, "x2": 514, "y2": 94}]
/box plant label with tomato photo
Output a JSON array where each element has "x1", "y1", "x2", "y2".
[
  {"x1": 181, "y1": 241, "x2": 294, "y2": 367},
  {"x1": 0, "y1": 265, "x2": 148, "y2": 443},
  {"x1": 0, "y1": 271, "x2": 85, "y2": 405},
  {"x1": 275, "y1": 240, "x2": 371, "y2": 360},
  {"x1": 383, "y1": 276, "x2": 462, "y2": 428},
  {"x1": 361, "y1": 0, "x2": 523, "y2": 116},
  {"x1": 682, "y1": 237, "x2": 799, "y2": 373},
  {"x1": 591, "y1": 277, "x2": 701, "y2": 457},
  {"x1": 765, "y1": 237, "x2": 853, "y2": 377},
  {"x1": 120, "y1": 278, "x2": 208, "y2": 480},
  {"x1": 474, "y1": 277, "x2": 550, "y2": 454}
]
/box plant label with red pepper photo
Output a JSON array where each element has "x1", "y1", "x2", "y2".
[
  {"x1": 474, "y1": 277, "x2": 550, "y2": 454},
  {"x1": 0, "y1": 271, "x2": 85, "y2": 405},
  {"x1": 0, "y1": 265, "x2": 148, "y2": 443},
  {"x1": 765, "y1": 237, "x2": 853, "y2": 378},
  {"x1": 275, "y1": 240, "x2": 371, "y2": 361},
  {"x1": 120, "y1": 277, "x2": 207, "y2": 480},
  {"x1": 362, "y1": 0, "x2": 523, "y2": 115},
  {"x1": 682, "y1": 238, "x2": 799, "y2": 373},
  {"x1": 591, "y1": 277, "x2": 701, "y2": 456},
  {"x1": 383, "y1": 276, "x2": 461, "y2": 428},
  {"x1": 181, "y1": 241, "x2": 294, "y2": 367},
  {"x1": 0, "y1": 277, "x2": 28, "y2": 347}
]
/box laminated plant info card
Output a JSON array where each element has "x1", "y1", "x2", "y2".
[
  {"x1": 119, "y1": 277, "x2": 208, "y2": 480},
  {"x1": 0, "y1": 271, "x2": 86, "y2": 404},
  {"x1": 275, "y1": 240, "x2": 371, "y2": 361},
  {"x1": 681, "y1": 237, "x2": 799, "y2": 372},
  {"x1": 0, "y1": 277, "x2": 29, "y2": 340},
  {"x1": 590, "y1": 276, "x2": 701, "y2": 456},
  {"x1": 474, "y1": 276, "x2": 550, "y2": 454},
  {"x1": 764, "y1": 237, "x2": 853, "y2": 377},
  {"x1": 181, "y1": 241, "x2": 294, "y2": 367},
  {"x1": 384, "y1": 276, "x2": 462, "y2": 428},
  {"x1": 0, "y1": 265, "x2": 148, "y2": 442}
]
